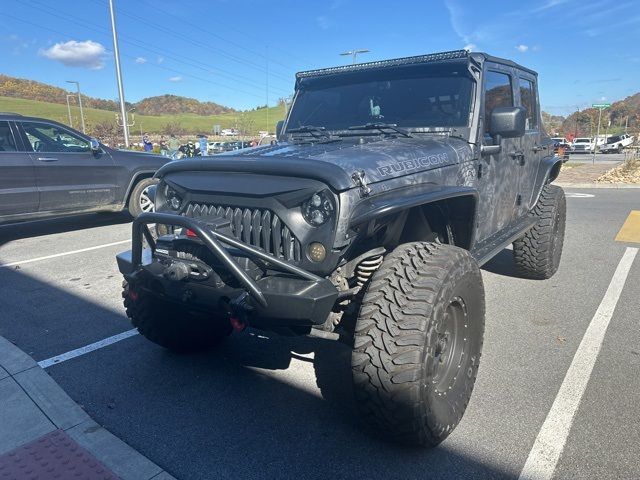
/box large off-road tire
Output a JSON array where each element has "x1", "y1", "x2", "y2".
[
  {"x1": 513, "y1": 184, "x2": 566, "y2": 279},
  {"x1": 351, "y1": 242, "x2": 485, "y2": 446},
  {"x1": 122, "y1": 281, "x2": 232, "y2": 352},
  {"x1": 128, "y1": 178, "x2": 157, "y2": 217}
]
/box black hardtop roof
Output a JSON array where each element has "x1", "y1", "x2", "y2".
[{"x1": 295, "y1": 49, "x2": 537, "y2": 80}]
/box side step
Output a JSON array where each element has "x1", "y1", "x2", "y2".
[{"x1": 471, "y1": 216, "x2": 537, "y2": 266}]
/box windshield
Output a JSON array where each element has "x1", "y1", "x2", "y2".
[
  {"x1": 607, "y1": 136, "x2": 620, "y2": 143},
  {"x1": 574, "y1": 138, "x2": 590, "y2": 143},
  {"x1": 287, "y1": 65, "x2": 474, "y2": 132}
]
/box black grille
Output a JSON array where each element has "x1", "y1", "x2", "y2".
[{"x1": 184, "y1": 203, "x2": 302, "y2": 262}]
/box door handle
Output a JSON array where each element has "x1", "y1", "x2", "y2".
[{"x1": 37, "y1": 157, "x2": 58, "y2": 162}]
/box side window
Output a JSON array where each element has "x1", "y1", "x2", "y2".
[
  {"x1": 0, "y1": 121, "x2": 18, "y2": 152},
  {"x1": 484, "y1": 70, "x2": 513, "y2": 133},
  {"x1": 518, "y1": 78, "x2": 538, "y2": 131},
  {"x1": 21, "y1": 122, "x2": 90, "y2": 153}
]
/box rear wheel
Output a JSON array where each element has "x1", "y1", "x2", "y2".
[
  {"x1": 513, "y1": 184, "x2": 566, "y2": 279},
  {"x1": 123, "y1": 281, "x2": 232, "y2": 352},
  {"x1": 351, "y1": 242, "x2": 485, "y2": 446},
  {"x1": 128, "y1": 178, "x2": 157, "y2": 217}
]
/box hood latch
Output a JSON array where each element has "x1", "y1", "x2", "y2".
[{"x1": 351, "y1": 170, "x2": 371, "y2": 197}]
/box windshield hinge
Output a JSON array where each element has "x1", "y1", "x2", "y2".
[{"x1": 351, "y1": 170, "x2": 371, "y2": 197}]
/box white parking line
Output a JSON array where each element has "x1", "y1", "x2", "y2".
[
  {"x1": 38, "y1": 329, "x2": 139, "y2": 369},
  {"x1": 0, "y1": 239, "x2": 130, "y2": 268},
  {"x1": 519, "y1": 247, "x2": 638, "y2": 480}
]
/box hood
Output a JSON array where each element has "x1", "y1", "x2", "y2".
[{"x1": 155, "y1": 136, "x2": 473, "y2": 192}]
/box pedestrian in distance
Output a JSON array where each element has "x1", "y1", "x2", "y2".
[
  {"x1": 159, "y1": 135, "x2": 168, "y2": 156},
  {"x1": 198, "y1": 135, "x2": 208, "y2": 157},
  {"x1": 167, "y1": 134, "x2": 181, "y2": 159},
  {"x1": 142, "y1": 133, "x2": 153, "y2": 152}
]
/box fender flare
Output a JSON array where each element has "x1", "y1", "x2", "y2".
[
  {"x1": 532, "y1": 155, "x2": 563, "y2": 206},
  {"x1": 348, "y1": 184, "x2": 479, "y2": 247}
]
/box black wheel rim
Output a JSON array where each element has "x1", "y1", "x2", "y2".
[{"x1": 431, "y1": 296, "x2": 468, "y2": 395}]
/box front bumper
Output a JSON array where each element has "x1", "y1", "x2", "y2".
[{"x1": 117, "y1": 212, "x2": 338, "y2": 328}]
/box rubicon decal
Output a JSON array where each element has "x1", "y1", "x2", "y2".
[{"x1": 377, "y1": 153, "x2": 451, "y2": 176}]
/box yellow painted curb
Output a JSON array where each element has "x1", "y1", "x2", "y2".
[{"x1": 615, "y1": 211, "x2": 640, "y2": 244}]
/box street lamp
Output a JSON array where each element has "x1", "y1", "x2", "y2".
[
  {"x1": 65, "y1": 94, "x2": 75, "y2": 128},
  {"x1": 66, "y1": 80, "x2": 85, "y2": 133},
  {"x1": 340, "y1": 49, "x2": 370, "y2": 64}
]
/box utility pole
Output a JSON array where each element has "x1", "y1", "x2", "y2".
[
  {"x1": 65, "y1": 94, "x2": 75, "y2": 128},
  {"x1": 266, "y1": 45, "x2": 269, "y2": 135},
  {"x1": 340, "y1": 49, "x2": 370, "y2": 64},
  {"x1": 591, "y1": 103, "x2": 610, "y2": 164},
  {"x1": 108, "y1": 0, "x2": 130, "y2": 147},
  {"x1": 66, "y1": 81, "x2": 85, "y2": 133}
]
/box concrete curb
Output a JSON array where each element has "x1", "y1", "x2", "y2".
[
  {"x1": 556, "y1": 182, "x2": 640, "y2": 189},
  {"x1": 0, "y1": 335, "x2": 176, "y2": 480}
]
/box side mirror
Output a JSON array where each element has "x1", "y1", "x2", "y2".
[
  {"x1": 489, "y1": 106, "x2": 526, "y2": 139},
  {"x1": 275, "y1": 120, "x2": 284, "y2": 141},
  {"x1": 89, "y1": 138, "x2": 101, "y2": 151}
]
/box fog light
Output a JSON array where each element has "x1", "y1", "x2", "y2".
[{"x1": 308, "y1": 242, "x2": 326, "y2": 262}]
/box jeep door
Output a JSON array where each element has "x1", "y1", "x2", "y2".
[
  {"x1": 0, "y1": 121, "x2": 39, "y2": 217},
  {"x1": 515, "y1": 73, "x2": 546, "y2": 215},
  {"x1": 476, "y1": 67, "x2": 523, "y2": 242},
  {"x1": 17, "y1": 121, "x2": 118, "y2": 213}
]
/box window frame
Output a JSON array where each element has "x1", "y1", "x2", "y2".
[
  {"x1": 18, "y1": 121, "x2": 92, "y2": 154},
  {"x1": 482, "y1": 67, "x2": 515, "y2": 135},
  {"x1": 0, "y1": 120, "x2": 21, "y2": 154},
  {"x1": 517, "y1": 75, "x2": 539, "y2": 133}
]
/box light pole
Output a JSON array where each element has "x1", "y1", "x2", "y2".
[
  {"x1": 65, "y1": 94, "x2": 75, "y2": 128},
  {"x1": 340, "y1": 49, "x2": 370, "y2": 64},
  {"x1": 108, "y1": 0, "x2": 130, "y2": 147},
  {"x1": 66, "y1": 81, "x2": 85, "y2": 133}
]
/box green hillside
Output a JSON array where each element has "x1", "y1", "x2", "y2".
[{"x1": 0, "y1": 96, "x2": 285, "y2": 135}]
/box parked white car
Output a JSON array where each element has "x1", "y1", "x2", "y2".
[
  {"x1": 572, "y1": 137, "x2": 595, "y2": 153},
  {"x1": 599, "y1": 134, "x2": 634, "y2": 153},
  {"x1": 219, "y1": 129, "x2": 238, "y2": 137}
]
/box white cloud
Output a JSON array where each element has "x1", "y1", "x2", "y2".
[
  {"x1": 135, "y1": 56, "x2": 147, "y2": 64},
  {"x1": 168, "y1": 75, "x2": 182, "y2": 82},
  {"x1": 157, "y1": 56, "x2": 164, "y2": 64},
  {"x1": 316, "y1": 16, "x2": 332, "y2": 30},
  {"x1": 599, "y1": 96, "x2": 607, "y2": 101},
  {"x1": 516, "y1": 44, "x2": 529, "y2": 52},
  {"x1": 40, "y1": 40, "x2": 106, "y2": 69},
  {"x1": 464, "y1": 43, "x2": 477, "y2": 51}
]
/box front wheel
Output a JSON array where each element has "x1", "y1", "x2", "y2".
[
  {"x1": 351, "y1": 242, "x2": 485, "y2": 446},
  {"x1": 128, "y1": 178, "x2": 157, "y2": 217}
]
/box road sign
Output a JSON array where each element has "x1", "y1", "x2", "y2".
[{"x1": 592, "y1": 103, "x2": 611, "y2": 108}]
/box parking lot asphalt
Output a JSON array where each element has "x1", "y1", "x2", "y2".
[{"x1": 0, "y1": 187, "x2": 638, "y2": 480}]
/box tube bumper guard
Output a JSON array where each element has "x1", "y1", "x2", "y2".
[{"x1": 116, "y1": 212, "x2": 339, "y2": 327}]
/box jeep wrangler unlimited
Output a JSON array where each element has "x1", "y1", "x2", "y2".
[{"x1": 116, "y1": 50, "x2": 565, "y2": 446}]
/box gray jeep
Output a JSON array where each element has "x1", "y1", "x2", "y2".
[{"x1": 116, "y1": 50, "x2": 566, "y2": 446}]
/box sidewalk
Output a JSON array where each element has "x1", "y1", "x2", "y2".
[{"x1": 0, "y1": 335, "x2": 175, "y2": 480}]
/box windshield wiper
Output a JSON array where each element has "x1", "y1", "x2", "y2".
[
  {"x1": 346, "y1": 123, "x2": 412, "y2": 138},
  {"x1": 287, "y1": 125, "x2": 329, "y2": 138}
]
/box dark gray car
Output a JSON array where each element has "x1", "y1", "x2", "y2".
[{"x1": 0, "y1": 113, "x2": 170, "y2": 224}]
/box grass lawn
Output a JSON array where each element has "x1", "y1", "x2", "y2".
[{"x1": 0, "y1": 96, "x2": 286, "y2": 135}]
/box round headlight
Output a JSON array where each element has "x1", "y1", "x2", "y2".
[
  {"x1": 302, "y1": 190, "x2": 334, "y2": 227},
  {"x1": 166, "y1": 187, "x2": 182, "y2": 211}
]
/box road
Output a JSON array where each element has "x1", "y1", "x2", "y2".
[{"x1": 0, "y1": 187, "x2": 638, "y2": 480}]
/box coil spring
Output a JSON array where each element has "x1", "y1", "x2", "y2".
[{"x1": 356, "y1": 255, "x2": 384, "y2": 287}]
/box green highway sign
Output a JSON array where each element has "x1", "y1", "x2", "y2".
[{"x1": 592, "y1": 103, "x2": 611, "y2": 108}]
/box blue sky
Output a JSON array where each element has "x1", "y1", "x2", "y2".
[{"x1": 1, "y1": 0, "x2": 638, "y2": 115}]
